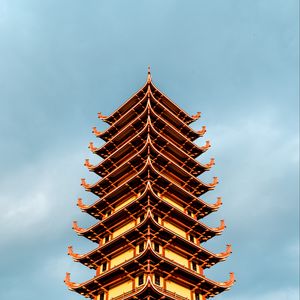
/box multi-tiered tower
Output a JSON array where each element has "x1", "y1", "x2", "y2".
[{"x1": 65, "y1": 69, "x2": 235, "y2": 300}]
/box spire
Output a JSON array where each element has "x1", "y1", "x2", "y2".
[{"x1": 147, "y1": 66, "x2": 152, "y2": 83}]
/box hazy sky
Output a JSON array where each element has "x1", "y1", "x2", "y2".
[{"x1": 0, "y1": 1, "x2": 299, "y2": 299}]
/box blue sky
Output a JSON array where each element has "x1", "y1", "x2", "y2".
[{"x1": 0, "y1": 1, "x2": 299, "y2": 299}]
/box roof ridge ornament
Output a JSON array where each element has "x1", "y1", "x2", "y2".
[
  {"x1": 221, "y1": 272, "x2": 236, "y2": 287},
  {"x1": 64, "y1": 272, "x2": 79, "y2": 289},
  {"x1": 192, "y1": 112, "x2": 201, "y2": 120},
  {"x1": 67, "y1": 246, "x2": 82, "y2": 259},
  {"x1": 214, "y1": 196, "x2": 223, "y2": 207},
  {"x1": 205, "y1": 158, "x2": 215, "y2": 169},
  {"x1": 81, "y1": 178, "x2": 91, "y2": 189},
  {"x1": 98, "y1": 112, "x2": 107, "y2": 119},
  {"x1": 72, "y1": 221, "x2": 85, "y2": 233},
  {"x1": 88, "y1": 142, "x2": 97, "y2": 153},
  {"x1": 84, "y1": 159, "x2": 93, "y2": 170},
  {"x1": 197, "y1": 125, "x2": 207, "y2": 136},
  {"x1": 92, "y1": 127, "x2": 101, "y2": 137},
  {"x1": 201, "y1": 140, "x2": 211, "y2": 151},
  {"x1": 77, "y1": 198, "x2": 89, "y2": 210},
  {"x1": 147, "y1": 66, "x2": 152, "y2": 83}
]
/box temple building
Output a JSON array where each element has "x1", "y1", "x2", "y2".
[{"x1": 65, "y1": 69, "x2": 235, "y2": 300}]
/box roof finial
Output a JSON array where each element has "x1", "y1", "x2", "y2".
[{"x1": 147, "y1": 66, "x2": 152, "y2": 83}]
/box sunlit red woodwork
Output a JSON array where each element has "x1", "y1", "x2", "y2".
[{"x1": 65, "y1": 68, "x2": 235, "y2": 300}]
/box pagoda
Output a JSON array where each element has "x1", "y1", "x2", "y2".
[{"x1": 65, "y1": 68, "x2": 235, "y2": 300}]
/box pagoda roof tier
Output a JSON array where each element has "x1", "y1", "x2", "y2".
[
  {"x1": 65, "y1": 240, "x2": 234, "y2": 299},
  {"x1": 82, "y1": 156, "x2": 217, "y2": 201},
  {"x1": 78, "y1": 181, "x2": 222, "y2": 220},
  {"x1": 89, "y1": 126, "x2": 212, "y2": 178},
  {"x1": 80, "y1": 182, "x2": 221, "y2": 226},
  {"x1": 69, "y1": 211, "x2": 231, "y2": 270},
  {"x1": 83, "y1": 138, "x2": 216, "y2": 198},
  {"x1": 98, "y1": 92, "x2": 202, "y2": 142},
  {"x1": 79, "y1": 183, "x2": 221, "y2": 234},
  {"x1": 69, "y1": 236, "x2": 231, "y2": 271},
  {"x1": 98, "y1": 71, "x2": 197, "y2": 126},
  {"x1": 80, "y1": 170, "x2": 221, "y2": 220},
  {"x1": 73, "y1": 206, "x2": 224, "y2": 245},
  {"x1": 92, "y1": 110, "x2": 208, "y2": 160}
]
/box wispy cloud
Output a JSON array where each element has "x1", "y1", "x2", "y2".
[{"x1": 0, "y1": 0, "x2": 298, "y2": 299}]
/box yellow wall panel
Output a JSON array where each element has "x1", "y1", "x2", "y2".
[
  {"x1": 115, "y1": 196, "x2": 136, "y2": 211},
  {"x1": 112, "y1": 220, "x2": 135, "y2": 238},
  {"x1": 110, "y1": 248, "x2": 134, "y2": 268},
  {"x1": 109, "y1": 280, "x2": 132, "y2": 299},
  {"x1": 164, "y1": 221, "x2": 186, "y2": 238},
  {"x1": 165, "y1": 249, "x2": 188, "y2": 268},
  {"x1": 166, "y1": 280, "x2": 191, "y2": 299},
  {"x1": 162, "y1": 196, "x2": 184, "y2": 211}
]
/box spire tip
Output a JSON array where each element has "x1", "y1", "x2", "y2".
[{"x1": 147, "y1": 66, "x2": 152, "y2": 83}]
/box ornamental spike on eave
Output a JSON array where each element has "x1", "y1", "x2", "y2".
[
  {"x1": 67, "y1": 246, "x2": 82, "y2": 259},
  {"x1": 221, "y1": 272, "x2": 236, "y2": 287},
  {"x1": 213, "y1": 196, "x2": 223, "y2": 208},
  {"x1": 64, "y1": 272, "x2": 79, "y2": 289},
  {"x1": 77, "y1": 198, "x2": 89, "y2": 210},
  {"x1": 213, "y1": 219, "x2": 226, "y2": 232},
  {"x1": 147, "y1": 65, "x2": 152, "y2": 83},
  {"x1": 92, "y1": 126, "x2": 101, "y2": 137},
  {"x1": 197, "y1": 125, "x2": 207, "y2": 136},
  {"x1": 192, "y1": 111, "x2": 201, "y2": 120},
  {"x1": 201, "y1": 140, "x2": 211, "y2": 151}
]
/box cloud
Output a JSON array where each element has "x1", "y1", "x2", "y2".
[
  {"x1": 231, "y1": 287, "x2": 299, "y2": 300},
  {"x1": 0, "y1": 0, "x2": 298, "y2": 299},
  {"x1": 198, "y1": 107, "x2": 299, "y2": 298},
  {"x1": 1, "y1": 191, "x2": 49, "y2": 233}
]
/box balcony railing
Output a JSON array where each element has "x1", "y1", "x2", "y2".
[
  {"x1": 110, "y1": 284, "x2": 190, "y2": 300},
  {"x1": 110, "y1": 286, "x2": 143, "y2": 300},
  {"x1": 156, "y1": 285, "x2": 190, "y2": 300}
]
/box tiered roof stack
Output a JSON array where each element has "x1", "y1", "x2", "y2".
[{"x1": 65, "y1": 68, "x2": 235, "y2": 300}]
